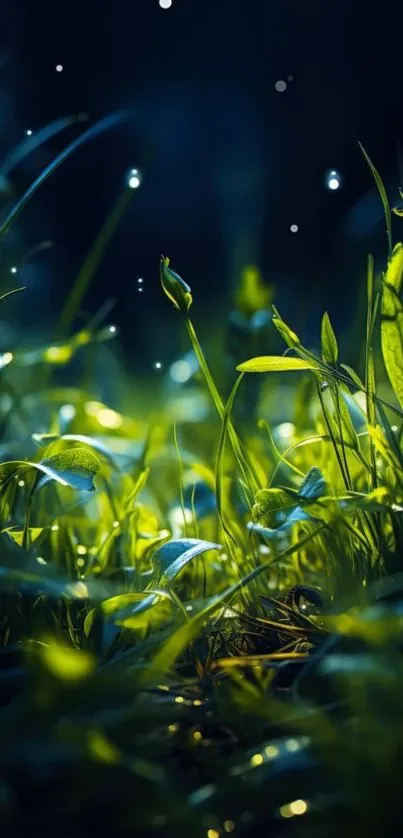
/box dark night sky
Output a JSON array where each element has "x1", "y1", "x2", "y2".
[{"x1": 2, "y1": 0, "x2": 403, "y2": 364}]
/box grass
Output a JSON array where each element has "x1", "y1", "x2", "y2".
[{"x1": 1, "y1": 133, "x2": 403, "y2": 836}]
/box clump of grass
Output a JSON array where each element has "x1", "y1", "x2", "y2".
[{"x1": 1, "y1": 138, "x2": 403, "y2": 837}]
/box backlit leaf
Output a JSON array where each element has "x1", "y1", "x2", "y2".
[
  {"x1": 236, "y1": 356, "x2": 318, "y2": 374},
  {"x1": 381, "y1": 262, "x2": 403, "y2": 409},
  {"x1": 321, "y1": 312, "x2": 338, "y2": 365},
  {"x1": 152, "y1": 538, "x2": 221, "y2": 585},
  {"x1": 39, "y1": 447, "x2": 101, "y2": 491}
]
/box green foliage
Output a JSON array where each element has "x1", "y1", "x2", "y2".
[{"x1": 3, "y1": 139, "x2": 403, "y2": 838}]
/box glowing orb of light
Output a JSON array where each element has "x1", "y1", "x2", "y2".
[
  {"x1": 275, "y1": 80, "x2": 287, "y2": 92},
  {"x1": 290, "y1": 224, "x2": 299, "y2": 233},
  {"x1": 25, "y1": 129, "x2": 33, "y2": 136},
  {"x1": 326, "y1": 170, "x2": 342, "y2": 191},
  {"x1": 128, "y1": 168, "x2": 142, "y2": 189},
  {"x1": 159, "y1": 0, "x2": 173, "y2": 7},
  {"x1": 55, "y1": 64, "x2": 64, "y2": 73}
]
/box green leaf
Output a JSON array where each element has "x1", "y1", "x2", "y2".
[
  {"x1": 359, "y1": 143, "x2": 392, "y2": 256},
  {"x1": 152, "y1": 538, "x2": 221, "y2": 585},
  {"x1": 5, "y1": 527, "x2": 44, "y2": 546},
  {"x1": 39, "y1": 447, "x2": 101, "y2": 491},
  {"x1": 248, "y1": 506, "x2": 322, "y2": 539},
  {"x1": 384, "y1": 242, "x2": 403, "y2": 293},
  {"x1": 0, "y1": 447, "x2": 100, "y2": 493},
  {"x1": 236, "y1": 356, "x2": 318, "y2": 374},
  {"x1": 253, "y1": 488, "x2": 298, "y2": 526},
  {"x1": 321, "y1": 312, "x2": 338, "y2": 365},
  {"x1": 340, "y1": 364, "x2": 365, "y2": 391},
  {"x1": 272, "y1": 308, "x2": 301, "y2": 347},
  {"x1": 381, "y1": 279, "x2": 403, "y2": 410}
]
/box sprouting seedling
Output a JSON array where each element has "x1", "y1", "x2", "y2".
[{"x1": 159, "y1": 257, "x2": 260, "y2": 497}]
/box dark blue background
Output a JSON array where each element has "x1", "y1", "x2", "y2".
[{"x1": 2, "y1": 0, "x2": 403, "y2": 364}]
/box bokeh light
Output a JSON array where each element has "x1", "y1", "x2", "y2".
[
  {"x1": 326, "y1": 169, "x2": 342, "y2": 190},
  {"x1": 275, "y1": 80, "x2": 287, "y2": 92},
  {"x1": 159, "y1": 0, "x2": 173, "y2": 7},
  {"x1": 128, "y1": 168, "x2": 142, "y2": 189}
]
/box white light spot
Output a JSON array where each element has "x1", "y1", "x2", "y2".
[
  {"x1": 287, "y1": 75, "x2": 294, "y2": 82},
  {"x1": 159, "y1": 0, "x2": 173, "y2": 7},
  {"x1": 60, "y1": 404, "x2": 76, "y2": 422},
  {"x1": 55, "y1": 64, "x2": 64, "y2": 73},
  {"x1": 113, "y1": 520, "x2": 120, "y2": 529},
  {"x1": 326, "y1": 170, "x2": 342, "y2": 191},
  {"x1": 0, "y1": 352, "x2": 13, "y2": 369},
  {"x1": 97, "y1": 407, "x2": 123, "y2": 429},
  {"x1": 108, "y1": 325, "x2": 117, "y2": 334},
  {"x1": 275, "y1": 80, "x2": 287, "y2": 93},
  {"x1": 137, "y1": 287, "x2": 144, "y2": 293},
  {"x1": 137, "y1": 277, "x2": 144, "y2": 284},
  {"x1": 290, "y1": 224, "x2": 299, "y2": 233},
  {"x1": 153, "y1": 361, "x2": 163, "y2": 371},
  {"x1": 10, "y1": 266, "x2": 17, "y2": 274},
  {"x1": 36, "y1": 556, "x2": 47, "y2": 565},
  {"x1": 25, "y1": 129, "x2": 33, "y2": 136},
  {"x1": 18, "y1": 479, "x2": 25, "y2": 488},
  {"x1": 170, "y1": 359, "x2": 192, "y2": 384},
  {"x1": 51, "y1": 524, "x2": 59, "y2": 532},
  {"x1": 128, "y1": 168, "x2": 141, "y2": 189}
]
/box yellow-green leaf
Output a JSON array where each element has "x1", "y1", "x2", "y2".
[
  {"x1": 236, "y1": 356, "x2": 318, "y2": 374},
  {"x1": 381, "y1": 280, "x2": 403, "y2": 409},
  {"x1": 384, "y1": 242, "x2": 403, "y2": 293},
  {"x1": 321, "y1": 311, "x2": 338, "y2": 365}
]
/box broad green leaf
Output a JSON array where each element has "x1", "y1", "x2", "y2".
[
  {"x1": 381, "y1": 274, "x2": 403, "y2": 409},
  {"x1": 152, "y1": 538, "x2": 221, "y2": 585},
  {"x1": 0, "y1": 448, "x2": 100, "y2": 492},
  {"x1": 321, "y1": 312, "x2": 338, "y2": 365},
  {"x1": 253, "y1": 488, "x2": 298, "y2": 526},
  {"x1": 236, "y1": 356, "x2": 318, "y2": 374},
  {"x1": 39, "y1": 447, "x2": 101, "y2": 491}
]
